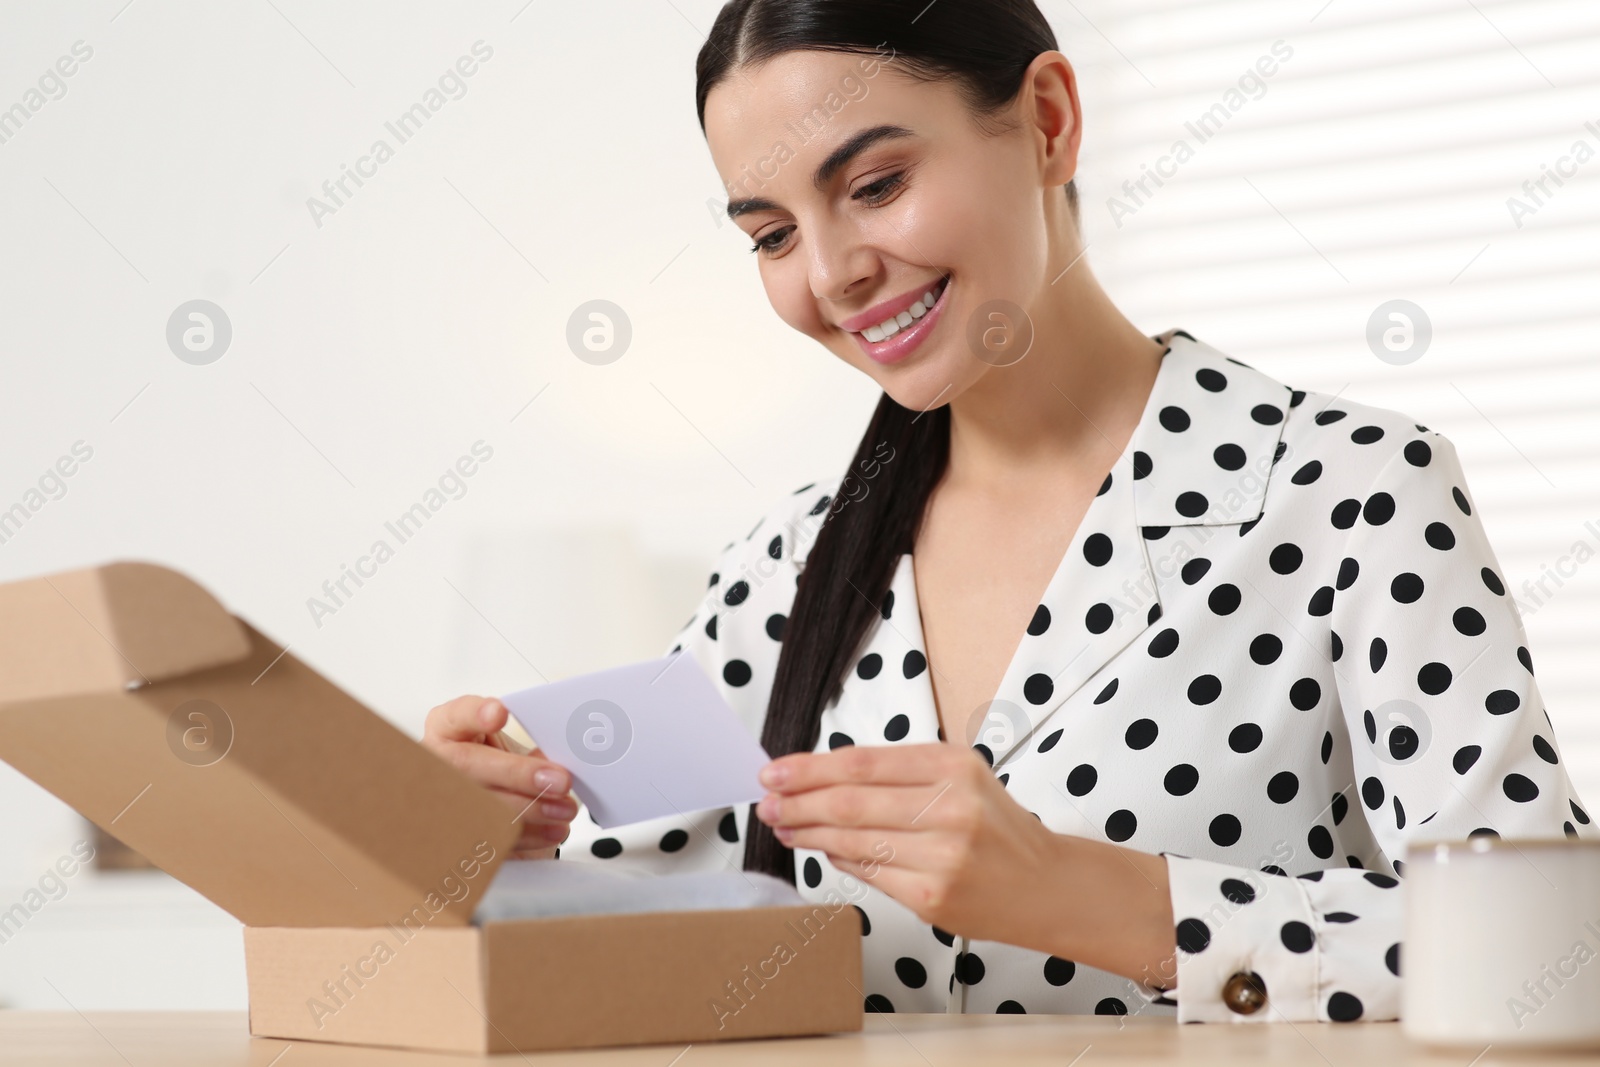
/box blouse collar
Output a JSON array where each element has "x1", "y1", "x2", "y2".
[
  {"x1": 953, "y1": 329, "x2": 1295, "y2": 768},
  {"x1": 1129, "y1": 329, "x2": 1294, "y2": 531}
]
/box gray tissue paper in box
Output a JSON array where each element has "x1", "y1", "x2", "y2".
[{"x1": 471, "y1": 858, "x2": 804, "y2": 924}]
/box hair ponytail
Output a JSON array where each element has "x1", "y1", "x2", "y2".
[{"x1": 746, "y1": 396, "x2": 948, "y2": 882}]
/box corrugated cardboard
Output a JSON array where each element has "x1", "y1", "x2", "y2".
[
  {"x1": 0, "y1": 561, "x2": 863, "y2": 1053},
  {"x1": 244, "y1": 905, "x2": 863, "y2": 1053}
]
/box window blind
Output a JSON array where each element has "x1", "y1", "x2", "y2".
[{"x1": 1071, "y1": 0, "x2": 1600, "y2": 797}]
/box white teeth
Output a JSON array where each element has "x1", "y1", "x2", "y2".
[{"x1": 858, "y1": 276, "x2": 948, "y2": 342}]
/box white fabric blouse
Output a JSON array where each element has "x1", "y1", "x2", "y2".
[{"x1": 557, "y1": 329, "x2": 1597, "y2": 1024}]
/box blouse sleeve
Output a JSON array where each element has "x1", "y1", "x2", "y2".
[{"x1": 1151, "y1": 429, "x2": 1598, "y2": 1024}]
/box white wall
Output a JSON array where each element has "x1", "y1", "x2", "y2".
[
  {"x1": 0, "y1": 0, "x2": 877, "y2": 1010},
  {"x1": 1, "y1": 0, "x2": 1595, "y2": 1010}
]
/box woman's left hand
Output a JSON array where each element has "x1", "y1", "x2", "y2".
[
  {"x1": 754, "y1": 741, "x2": 1062, "y2": 943},
  {"x1": 756, "y1": 740, "x2": 1178, "y2": 985}
]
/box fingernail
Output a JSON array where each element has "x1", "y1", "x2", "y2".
[
  {"x1": 774, "y1": 826, "x2": 794, "y2": 845},
  {"x1": 538, "y1": 800, "x2": 574, "y2": 820},
  {"x1": 759, "y1": 762, "x2": 787, "y2": 788},
  {"x1": 479, "y1": 700, "x2": 499, "y2": 727},
  {"x1": 757, "y1": 794, "x2": 780, "y2": 822},
  {"x1": 534, "y1": 768, "x2": 567, "y2": 792}
]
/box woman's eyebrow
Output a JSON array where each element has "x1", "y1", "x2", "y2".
[{"x1": 725, "y1": 123, "x2": 917, "y2": 221}]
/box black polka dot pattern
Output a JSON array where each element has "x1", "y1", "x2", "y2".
[{"x1": 553, "y1": 332, "x2": 1595, "y2": 1027}]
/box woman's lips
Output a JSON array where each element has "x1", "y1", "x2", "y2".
[{"x1": 851, "y1": 276, "x2": 952, "y2": 366}]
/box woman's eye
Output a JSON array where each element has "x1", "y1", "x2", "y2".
[
  {"x1": 747, "y1": 175, "x2": 904, "y2": 256},
  {"x1": 749, "y1": 226, "x2": 793, "y2": 256},
  {"x1": 853, "y1": 172, "x2": 904, "y2": 205}
]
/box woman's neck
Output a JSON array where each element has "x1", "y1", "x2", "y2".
[{"x1": 942, "y1": 256, "x2": 1164, "y2": 494}]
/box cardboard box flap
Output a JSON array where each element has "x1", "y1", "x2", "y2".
[
  {"x1": 0, "y1": 560, "x2": 252, "y2": 702},
  {"x1": 0, "y1": 562, "x2": 518, "y2": 928}
]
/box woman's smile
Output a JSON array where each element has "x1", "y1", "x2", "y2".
[{"x1": 846, "y1": 273, "x2": 952, "y2": 365}]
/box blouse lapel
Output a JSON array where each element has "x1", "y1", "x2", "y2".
[
  {"x1": 896, "y1": 331, "x2": 1294, "y2": 770},
  {"x1": 959, "y1": 443, "x2": 1159, "y2": 768}
]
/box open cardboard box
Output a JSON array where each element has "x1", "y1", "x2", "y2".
[{"x1": 0, "y1": 562, "x2": 863, "y2": 1054}]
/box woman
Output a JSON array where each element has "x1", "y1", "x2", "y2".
[{"x1": 424, "y1": 0, "x2": 1595, "y2": 1024}]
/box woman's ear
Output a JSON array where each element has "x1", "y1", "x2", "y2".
[{"x1": 1023, "y1": 50, "x2": 1084, "y2": 188}]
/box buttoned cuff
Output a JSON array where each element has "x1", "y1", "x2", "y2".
[{"x1": 1162, "y1": 853, "x2": 1321, "y2": 1023}]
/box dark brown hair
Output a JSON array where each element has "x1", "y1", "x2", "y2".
[{"x1": 695, "y1": 0, "x2": 1074, "y2": 884}]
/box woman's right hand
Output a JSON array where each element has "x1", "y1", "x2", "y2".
[{"x1": 422, "y1": 695, "x2": 577, "y2": 858}]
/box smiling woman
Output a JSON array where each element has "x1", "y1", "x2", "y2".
[
  {"x1": 692, "y1": 0, "x2": 1168, "y2": 942},
  {"x1": 421, "y1": 0, "x2": 1597, "y2": 1031}
]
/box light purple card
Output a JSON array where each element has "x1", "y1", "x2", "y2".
[{"x1": 501, "y1": 652, "x2": 771, "y2": 829}]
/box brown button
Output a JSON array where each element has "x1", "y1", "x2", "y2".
[{"x1": 1222, "y1": 970, "x2": 1268, "y2": 1015}]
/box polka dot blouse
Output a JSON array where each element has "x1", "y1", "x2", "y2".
[{"x1": 557, "y1": 329, "x2": 1598, "y2": 1024}]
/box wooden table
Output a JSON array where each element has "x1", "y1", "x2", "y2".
[{"x1": 0, "y1": 1012, "x2": 1557, "y2": 1065}]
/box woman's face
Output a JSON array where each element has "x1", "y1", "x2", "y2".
[{"x1": 704, "y1": 50, "x2": 1076, "y2": 413}]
